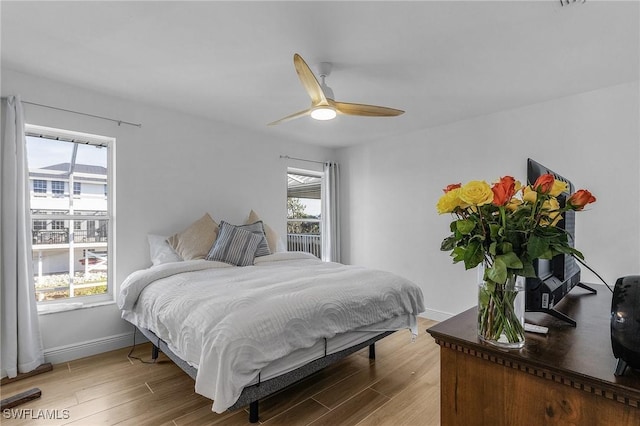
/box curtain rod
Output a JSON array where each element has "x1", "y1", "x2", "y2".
[
  {"x1": 22, "y1": 101, "x2": 142, "y2": 128},
  {"x1": 280, "y1": 155, "x2": 325, "y2": 165}
]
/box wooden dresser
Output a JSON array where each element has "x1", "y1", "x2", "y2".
[{"x1": 427, "y1": 285, "x2": 640, "y2": 425}]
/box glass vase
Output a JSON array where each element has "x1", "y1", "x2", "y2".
[{"x1": 477, "y1": 266, "x2": 526, "y2": 349}]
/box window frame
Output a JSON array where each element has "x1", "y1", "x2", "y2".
[
  {"x1": 287, "y1": 167, "x2": 323, "y2": 259},
  {"x1": 26, "y1": 124, "x2": 116, "y2": 311}
]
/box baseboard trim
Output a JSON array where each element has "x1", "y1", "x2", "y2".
[
  {"x1": 44, "y1": 332, "x2": 148, "y2": 365},
  {"x1": 420, "y1": 308, "x2": 453, "y2": 322}
]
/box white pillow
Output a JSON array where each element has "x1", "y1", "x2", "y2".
[
  {"x1": 275, "y1": 237, "x2": 287, "y2": 253},
  {"x1": 148, "y1": 234, "x2": 182, "y2": 266}
]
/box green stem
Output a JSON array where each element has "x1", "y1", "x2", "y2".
[{"x1": 478, "y1": 281, "x2": 524, "y2": 344}]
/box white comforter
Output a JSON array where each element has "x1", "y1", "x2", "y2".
[{"x1": 118, "y1": 252, "x2": 424, "y2": 413}]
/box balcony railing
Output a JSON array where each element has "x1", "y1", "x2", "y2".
[
  {"x1": 32, "y1": 229, "x2": 108, "y2": 245},
  {"x1": 287, "y1": 233, "x2": 321, "y2": 258}
]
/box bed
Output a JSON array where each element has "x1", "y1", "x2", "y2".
[{"x1": 118, "y1": 250, "x2": 425, "y2": 422}]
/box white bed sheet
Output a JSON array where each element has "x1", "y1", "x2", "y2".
[{"x1": 119, "y1": 252, "x2": 424, "y2": 412}]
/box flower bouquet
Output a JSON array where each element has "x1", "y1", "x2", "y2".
[{"x1": 437, "y1": 174, "x2": 595, "y2": 348}]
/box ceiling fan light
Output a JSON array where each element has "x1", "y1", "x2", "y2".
[{"x1": 311, "y1": 107, "x2": 337, "y2": 121}]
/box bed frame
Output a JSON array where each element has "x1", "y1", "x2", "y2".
[{"x1": 134, "y1": 325, "x2": 394, "y2": 423}]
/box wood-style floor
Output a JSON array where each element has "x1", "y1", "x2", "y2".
[{"x1": 0, "y1": 318, "x2": 440, "y2": 426}]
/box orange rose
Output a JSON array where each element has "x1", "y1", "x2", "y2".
[
  {"x1": 567, "y1": 190, "x2": 596, "y2": 210},
  {"x1": 532, "y1": 174, "x2": 555, "y2": 194},
  {"x1": 491, "y1": 176, "x2": 516, "y2": 206},
  {"x1": 443, "y1": 183, "x2": 462, "y2": 193}
]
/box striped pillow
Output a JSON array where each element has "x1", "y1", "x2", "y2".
[
  {"x1": 238, "y1": 221, "x2": 271, "y2": 257},
  {"x1": 206, "y1": 222, "x2": 262, "y2": 266}
]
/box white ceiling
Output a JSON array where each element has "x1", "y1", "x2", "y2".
[{"x1": 2, "y1": 1, "x2": 638, "y2": 147}]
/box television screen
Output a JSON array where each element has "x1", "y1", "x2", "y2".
[{"x1": 524, "y1": 158, "x2": 593, "y2": 326}]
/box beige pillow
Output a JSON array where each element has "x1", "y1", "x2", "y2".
[
  {"x1": 246, "y1": 210, "x2": 279, "y2": 253},
  {"x1": 167, "y1": 213, "x2": 219, "y2": 260}
]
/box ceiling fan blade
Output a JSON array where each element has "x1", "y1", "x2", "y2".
[
  {"x1": 334, "y1": 101, "x2": 404, "y2": 117},
  {"x1": 293, "y1": 53, "x2": 328, "y2": 105},
  {"x1": 267, "y1": 108, "x2": 312, "y2": 126}
]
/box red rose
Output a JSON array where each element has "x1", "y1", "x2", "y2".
[
  {"x1": 491, "y1": 176, "x2": 516, "y2": 206},
  {"x1": 443, "y1": 183, "x2": 461, "y2": 193},
  {"x1": 567, "y1": 189, "x2": 596, "y2": 210},
  {"x1": 533, "y1": 174, "x2": 555, "y2": 194}
]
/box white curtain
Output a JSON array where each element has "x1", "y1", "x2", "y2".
[
  {"x1": 1, "y1": 95, "x2": 44, "y2": 378},
  {"x1": 321, "y1": 162, "x2": 340, "y2": 263}
]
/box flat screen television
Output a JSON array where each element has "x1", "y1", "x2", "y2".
[{"x1": 525, "y1": 158, "x2": 596, "y2": 326}]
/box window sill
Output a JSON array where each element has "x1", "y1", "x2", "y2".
[{"x1": 37, "y1": 299, "x2": 115, "y2": 315}]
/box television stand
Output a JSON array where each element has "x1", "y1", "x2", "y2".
[
  {"x1": 577, "y1": 281, "x2": 599, "y2": 294},
  {"x1": 551, "y1": 282, "x2": 599, "y2": 326},
  {"x1": 526, "y1": 281, "x2": 598, "y2": 327}
]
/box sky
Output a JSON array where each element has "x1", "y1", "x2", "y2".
[
  {"x1": 26, "y1": 136, "x2": 107, "y2": 169},
  {"x1": 301, "y1": 198, "x2": 321, "y2": 217}
]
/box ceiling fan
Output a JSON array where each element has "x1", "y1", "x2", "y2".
[{"x1": 268, "y1": 53, "x2": 405, "y2": 126}]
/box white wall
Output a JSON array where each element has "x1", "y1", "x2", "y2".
[
  {"x1": 2, "y1": 68, "x2": 334, "y2": 363},
  {"x1": 338, "y1": 81, "x2": 640, "y2": 320},
  {"x1": 4, "y1": 66, "x2": 638, "y2": 361}
]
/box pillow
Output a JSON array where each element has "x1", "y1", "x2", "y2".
[
  {"x1": 275, "y1": 237, "x2": 287, "y2": 253},
  {"x1": 206, "y1": 221, "x2": 262, "y2": 266},
  {"x1": 246, "y1": 210, "x2": 283, "y2": 253},
  {"x1": 148, "y1": 234, "x2": 182, "y2": 266},
  {"x1": 238, "y1": 221, "x2": 270, "y2": 257},
  {"x1": 167, "y1": 213, "x2": 219, "y2": 260}
]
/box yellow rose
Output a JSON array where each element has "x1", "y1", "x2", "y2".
[
  {"x1": 459, "y1": 181, "x2": 493, "y2": 206},
  {"x1": 437, "y1": 188, "x2": 464, "y2": 214},
  {"x1": 505, "y1": 197, "x2": 522, "y2": 212},
  {"x1": 541, "y1": 197, "x2": 562, "y2": 226},
  {"x1": 550, "y1": 180, "x2": 568, "y2": 197},
  {"x1": 522, "y1": 186, "x2": 537, "y2": 204}
]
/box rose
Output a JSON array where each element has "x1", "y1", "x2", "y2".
[
  {"x1": 506, "y1": 197, "x2": 522, "y2": 212},
  {"x1": 491, "y1": 176, "x2": 516, "y2": 206},
  {"x1": 532, "y1": 174, "x2": 555, "y2": 194},
  {"x1": 567, "y1": 189, "x2": 596, "y2": 210},
  {"x1": 550, "y1": 180, "x2": 568, "y2": 197},
  {"x1": 522, "y1": 186, "x2": 537, "y2": 204},
  {"x1": 437, "y1": 188, "x2": 465, "y2": 214},
  {"x1": 459, "y1": 181, "x2": 493, "y2": 206},
  {"x1": 443, "y1": 183, "x2": 461, "y2": 193},
  {"x1": 540, "y1": 197, "x2": 562, "y2": 226}
]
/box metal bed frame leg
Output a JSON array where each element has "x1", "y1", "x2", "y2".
[
  {"x1": 369, "y1": 343, "x2": 375, "y2": 360},
  {"x1": 249, "y1": 400, "x2": 259, "y2": 423},
  {"x1": 151, "y1": 344, "x2": 159, "y2": 360}
]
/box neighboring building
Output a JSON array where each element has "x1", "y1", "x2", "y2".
[{"x1": 29, "y1": 161, "x2": 108, "y2": 299}]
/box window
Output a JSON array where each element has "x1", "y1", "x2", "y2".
[
  {"x1": 287, "y1": 169, "x2": 322, "y2": 258},
  {"x1": 33, "y1": 179, "x2": 47, "y2": 193},
  {"x1": 51, "y1": 180, "x2": 64, "y2": 195},
  {"x1": 26, "y1": 124, "x2": 114, "y2": 305},
  {"x1": 51, "y1": 220, "x2": 65, "y2": 230}
]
